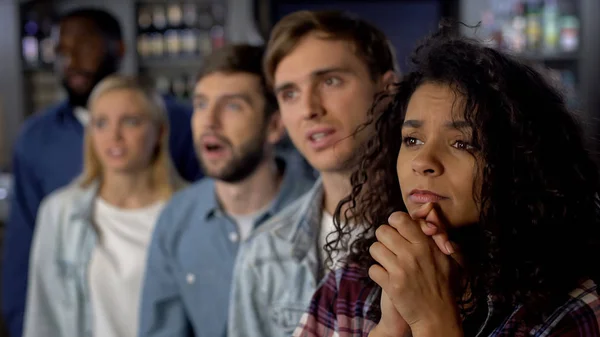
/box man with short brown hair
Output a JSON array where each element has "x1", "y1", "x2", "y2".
[
  {"x1": 228, "y1": 10, "x2": 398, "y2": 337},
  {"x1": 138, "y1": 43, "x2": 314, "y2": 337}
]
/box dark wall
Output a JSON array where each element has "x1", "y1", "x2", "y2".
[{"x1": 274, "y1": 0, "x2": 443, "y2": 73}]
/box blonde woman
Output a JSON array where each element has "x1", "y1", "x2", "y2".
[{"x1": 22, "y1": 75, "x2": 185, "y2": 337}]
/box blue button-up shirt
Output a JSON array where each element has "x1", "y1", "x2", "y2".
[
  {"x1": 138, "y1": 158, "x2": 315, "y2": 337},
  {"x1": 2, "y1": 97, "x2": 200, "y2": 337}
]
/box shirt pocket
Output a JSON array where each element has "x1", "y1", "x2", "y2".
[{"x1": 269, "y1": 301, "x2": 309, "y2": 335}]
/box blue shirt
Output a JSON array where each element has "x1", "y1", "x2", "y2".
[
  {"x1": 228, "y1": 179, "x2": 324, "y2": 337},
  {"x1": 138, "y1": 158, "x2": 315, "y2": 337},
  {"x1": 2, "y1": 97, "x2": 200, "y2": 337}
]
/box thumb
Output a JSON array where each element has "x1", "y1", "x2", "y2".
[
  {"x1": 427, "y1": 207, "x2": 465, "y2": 267},
  {"x1": 409, "y1": 202, "x2": 434, "y2": 220}
]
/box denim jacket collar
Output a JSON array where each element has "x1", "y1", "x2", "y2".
[
  {"x1": 70, "y1": 179, "x2": 100, "y2": 222},
  {"x1": 286, "y1": 179, "x2": 324, "y2": 262}
]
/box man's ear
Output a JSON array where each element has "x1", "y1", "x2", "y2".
[
  {"x1": 380, "y1": 70, "x2": 400, "y2": 91},
  {"x1": 266, "y1": 110, "x2": 286, "y2": 145}
]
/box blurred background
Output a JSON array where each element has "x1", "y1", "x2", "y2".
[{"x1": 0, "y1": 0, "x2": 598, "y2": 333}]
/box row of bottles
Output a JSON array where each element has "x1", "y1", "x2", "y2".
[
  {"x1": 154, "y1": 74, "x2": 198, "y2": 101},
  {"x1": 483, "y1": 0, "x2": 580, "y2": 54},
  {"x1": 21, "y1": 9, "x2": 58, "y2": 68},
  {"x1": 136, "y1": 3, "x2": 226, "y2": 60}
]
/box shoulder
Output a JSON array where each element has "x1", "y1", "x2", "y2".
[
  {"x1": 33, "y1": 182, "x2": 91, "y2": 246},
  {"x1": 14, "y1": 103, "x2": 66, "y2": 154},
  {"x1": 38, "y1": 181, "x2": 86, "y2": 214},
  {"x1": 169, "y1": 178, "x2": 211, "y2": 203},
  {"x1": 497, "y1": 280, "x2": 600, "y2": 336},
  {"x1": 542, "y1": 280, "x2": 600, "y2": 336},
  {"x1": 153, "y1": 179, "x2": 213, "y2": 236}
]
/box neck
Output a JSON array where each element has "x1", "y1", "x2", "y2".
[
  {"x1": 99, "y1": 169, "x2": 161, "y2": 209},
  {"x1": 320, "y1": 170, "x2": 352, "y2": 216},
  {"x1": 215, "y1": 157, "x2": 283, "y2": 216}
]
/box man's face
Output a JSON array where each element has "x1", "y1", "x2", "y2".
[
  {"x1": 273, "y1": 33, "x2": 392, "y2": 174},
  {"x1": 56, "y1": 17, "x2": 119, "y2": 107},
  {"x1": 192, "y1": 72, "x2": 283, "y2": 183}
]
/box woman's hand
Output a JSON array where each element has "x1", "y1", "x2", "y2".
[
  {"x1": 368, "y1": 204, "x2": 463, "y2": 337},
  {"x1": 369, "y1": 289, "x2": 411, "y2": 337}
]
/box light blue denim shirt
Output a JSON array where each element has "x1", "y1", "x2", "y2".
[
  {"x1": 23, "y1": 180, "x2": 100, "y2": 337},
  {"x1": 138, "y1": 158, "x2": 314, "y2": 337},
  {"x1": 228, "y1": 179, "x2": 325, "y2": 337}
]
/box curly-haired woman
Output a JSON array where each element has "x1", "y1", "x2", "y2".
[{"x1": 293, "y1": 24, "x2": 600, "y2": 337}]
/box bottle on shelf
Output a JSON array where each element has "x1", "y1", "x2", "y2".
[
  {"x1": 525, "y1": 0, "x2": 544, "y2": 52},
  {"x1": 210, "y1": 25, "x2": 226, "y2": 50},
  {"x1": 151, "y1": 5, "x2": 167, "y2": 58},
  {"x1": 137, "y1": 5, "x2": 153, "y2": 60},
  {"x1": 136, "y1": 2, "x2": 228, "y2": 63},
  {"x1": 39, "y1": 16, "x2": 56, "y2": 66},
  {"x1": 558, "y1": 0, "x2": 580, "y2": 53},
  {"x1": 542, "y1": 0, "x2": 560, "y2": 52},
  {"x1": 22, "y1": 12, "x2": 40, "y2": 67}
]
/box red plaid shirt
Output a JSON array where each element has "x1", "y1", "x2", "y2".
[{"x1": 293, "y1": 265, "x2": 600, "y2": 337}]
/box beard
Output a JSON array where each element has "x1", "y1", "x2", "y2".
[
  {"x1": 61, "y1": 55, "x2": 120, "y2": 108},
  {"x1": 198, "y1": 130, "x2": 268, "y2": 183}
]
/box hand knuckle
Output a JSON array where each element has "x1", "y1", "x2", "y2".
[{"x1": 389, "y1": 269, "x2": 408, "y2": 292}]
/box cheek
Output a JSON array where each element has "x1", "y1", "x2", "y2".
[
  {"x1": 90, "y1": 132, "x2": 105, "y2": 153},
  {"x1": 448, "y1": 162, "x2": 480, "y2": 225},
  {"x1": 128, "y1": 128, "x2": 159, "y2": 153},
  {"x1": 191, "y1": 112, "x2": 203, "y2": 135},
  {"x1": 396, "y1": 150, "x2": 411, "y2": 187},
  {"x1": 225, "y1": 115, "x2": 263, "y2": 145},
  {"x1": 279, "y1": 110, "x2": 302, "y2": 140}
]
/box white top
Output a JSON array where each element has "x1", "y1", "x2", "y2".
[
  {"x1": 89, "y1": 198, "x2": 165, "y2": 337},
  {"x1": 228, "y1": 204, "x2": 270, "y2": 242}
]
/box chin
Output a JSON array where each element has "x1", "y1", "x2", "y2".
[{"x1": 103, "y1": 162, "x2": 140, "y2": 174}]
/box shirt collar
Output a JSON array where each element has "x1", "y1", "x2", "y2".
[
  {"x1": 70, "y1": 179, "x2": 100, "y2": 221},
  {"x1": 287, "y1": 179, "x2": 324, "y2": 262},
  {"x1": 203, "y1": 156, "x2": 308, "y2": 221},
  {"x1": 202, "y1": 179, "x2": 220, "y2": 220}
]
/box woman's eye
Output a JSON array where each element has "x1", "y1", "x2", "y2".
[
  {"x1": 92, "y1": 119, "x2": 106, "y2": 129},
  {"x1": 123, "y1": 117, "x2": 142, "y2": 126},
  {"x1": 402, "y1": 137, "x2": 423, "y2": 147},
  {"x1": 452, "y1": 140, "x2": 475, "y2": 151}
]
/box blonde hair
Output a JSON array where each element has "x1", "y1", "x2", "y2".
[{"x1": 79, "y1": 75, "x2": 185, "y2": 198}]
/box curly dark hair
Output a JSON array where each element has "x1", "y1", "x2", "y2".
[{"x1": 327, "y1": 23, "x2": 600, "y2": 326}]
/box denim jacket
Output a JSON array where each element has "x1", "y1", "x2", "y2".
[
  {"x1": 22, "y1": 180, "x2": 99, "y2": 337},
  {"x1": 228, "y1": 179, "x2": 324, "y2": 337}
]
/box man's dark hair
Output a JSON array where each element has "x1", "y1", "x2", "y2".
[
  {"x1": 198, "y1": 44, "x2": 277, "y2": 117},
  {"x1": 60, "y1": 8, "x2": 123, "y2": 42}
]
